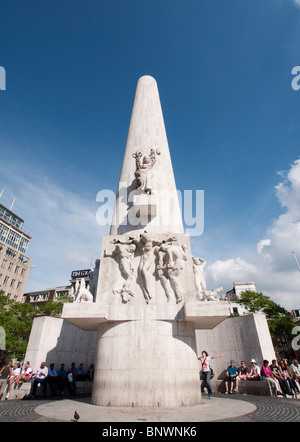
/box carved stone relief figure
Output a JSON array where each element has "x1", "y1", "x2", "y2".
[
  {"x1": 137, "y1": 231, "x2": 176, "y2": 304},
  {"x1": 192, "y1": 257, "x2": 207, "y2": 299},
  {"x1": 199, "y1": 287, "x2": 223, "y2": 301},
  {"x1": 138, "y1": 231, "x2": 160, "y2": 303},
  {"x1": 109, "y1": 239, "x2": 137, "y2": 303},
  {"x1": 74, "y1": 278, "x2": 94, "y2": 303},
  {"x1": 159, "y1": 242, "x2": 187, "y2": 303},
  {"x1": 156, "y1": 246, "x2": 174, "y2": 302},
  {"x1": 132, "y1": 148, "x2": 160, "y2": 194}
]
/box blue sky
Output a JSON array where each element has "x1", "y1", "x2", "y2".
[{"x1": 1, "y1": 0, "x2": 300, "y2": 309}]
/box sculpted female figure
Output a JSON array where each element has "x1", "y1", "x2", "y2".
[
  {"x1": 138, "y1": 231, "x2": 175, "y2": 303},
  {"x1": 192, "y1": 257, "x2": 207, "y2": 299}
]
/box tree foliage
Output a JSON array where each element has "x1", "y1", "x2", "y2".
[
  {"x1": 236, "y1": 290, "x2": 287, "y2": 316},
  {"x1": 236, "y1": 290, "x2": 295, "y2": 354},
  {"x1": 0, "y1": 291, "x2": 71, "y2": 360}
]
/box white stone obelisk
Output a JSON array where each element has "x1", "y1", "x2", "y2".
[
  {"x1": 62, "y1": 75, "x2": 230, "y2": 407},
  {"x1": 110, "y1": 75, "x2": 184, "y2": 236},
  {"x1": 91, "y1": 75, "x2": 201, "y2": 407}
]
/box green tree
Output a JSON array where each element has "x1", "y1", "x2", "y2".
[
  {"x1": 236, "y1": 290, "x2": 287, "y2": 317},
  {"x1": 236, "y1": 290, "x2": 295, "y2": 358},
  {"x1": 0, "y1": 292, "x2": 72, "y2": 360}
]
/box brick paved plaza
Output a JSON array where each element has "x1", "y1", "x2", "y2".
[{"x1": 0, "y1": 394, "x2": 299, "y2": 423}]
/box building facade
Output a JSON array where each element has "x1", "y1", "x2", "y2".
[
  {"x1": 22, "y1": 286, "x2": 71, "y2": 306},
  {"x1": 224, "y1": 281, "x2": 257, "y2": 302},
  {"x1": 0, "y1": 204, "x2": 32, "y2": 301},
  {"x1": 23, "y1": 259, "x2": 101, "y2": 305}
]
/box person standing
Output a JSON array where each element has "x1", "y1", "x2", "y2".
[{"x1": 198, "y1": 350, "x2": 224, "y2": 399}]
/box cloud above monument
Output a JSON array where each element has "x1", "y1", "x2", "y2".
[
  {"x1": 205, "y1": 158, "x2": 300, "y2": 310},
  {"x1": 0, "y1": 159, "x2": 109, "y2": 291}
]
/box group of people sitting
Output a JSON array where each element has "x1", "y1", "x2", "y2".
[
  {"x1": 0, "y1": 360, "x2": 95, "y2": 400},
  {"x1": 199, "y1": 351, "x2": 300, "y2": 399},
  {"x1": 224, "y1": 358, "x2": 300, "y2": 397}
]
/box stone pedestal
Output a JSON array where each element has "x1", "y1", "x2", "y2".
[
  {"x1": 92, "y1": 316, "x2": 199, "y2": 407},
  {"x1": 62, "y1": 301, "x2": 230, "y2": 407}
]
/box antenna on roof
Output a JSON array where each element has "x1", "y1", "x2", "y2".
[
  {"x1": 292, "y1": 251, "x2": 300, "y2": 272},
  {"x1": 0, "y1": 189, "x2": 4, "y2": 199},
  {"x1": 10, "y1": 197, "x2": 15, "y2": 211}
]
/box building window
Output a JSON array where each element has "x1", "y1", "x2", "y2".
[
  {"x1": 18, "y1": 237, "x2": 29, "y2": 254},
  {"x1": 5, "y1": 248, "x2": 16, "y2": 258},
  {"x1": 21, "y1": 268, "x2": 25, "y2": 277},
  {"x1": 3, "y1": 276, "x2": 9, "y2": 285},
  {"x1": 14, "y1": 265, "x2": 19, "y2": 274},
  {"x1": 1, "y1": 259, "x2": 6, "y2": 269},
  {"x1": 17, "y1": 281, "x2": 22, "y2": 290},
  {"x1": 8, "y1": 262, "x2": 13, "y2": 271},
  {"x1": 10, "y1": 279, "x2": 15, "y2": 288},
  {"x1": 0, "y1": 223, "x2": 9, "y2": 243},
  {"x1": 6, "y1": 229, "x2": 21, "y2": 250},
  {"x1": 18, "y1": 255, "x2": 28, "y2": 264}
]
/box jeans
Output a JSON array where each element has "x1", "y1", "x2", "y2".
[
  {"x1": 31, "y1": 378, "x2": 47, "y2": 397},
  {"x1": 202, "y1": 370, "x2": 213, "y2": 397}
]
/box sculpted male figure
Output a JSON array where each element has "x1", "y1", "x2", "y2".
[
  {"x1": 109, "y1": 239, "x2": 137, "y2": 303},
  {"x1": 159, "y1": 242, "x2": 187, "y2": 303},
  {"x1": 137, "y1": 232, "x2": 176, "y2": 303},
  {"x1": 192, "y1": 257, "x2": 207, "y2": 299}
]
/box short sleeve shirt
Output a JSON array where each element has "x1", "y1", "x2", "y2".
[
  {"x1": 227, "y1": 366, "x2": 238, "y2": 376},
  {"x1": 200, "y1": 356, "x2": 211, "y2": 372}
]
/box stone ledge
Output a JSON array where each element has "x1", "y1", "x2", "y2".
[
  {"x1": 206, "y1": 379, "x2": 273, "y2": 396},
  {"x1": 0, "y1": 379, "x2": 93, "y2": 401}
]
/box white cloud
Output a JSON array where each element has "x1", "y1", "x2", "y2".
[
  {"x1": 0, "y1": 161, "x2": 109, "y2": 292},
  {"x1": 207, "y1": 258, "x2": 258, "y2": 286},
  {"x1": 203, "y1": 158, "x2": 300, "y2": 310},
  {"x1": 257, "y1": 239, "x2": 271, "y2": 254}
]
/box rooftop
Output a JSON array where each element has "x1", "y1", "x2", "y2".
[{"x1": 0, "y1": 203, "x2": 31, "y2": 237}]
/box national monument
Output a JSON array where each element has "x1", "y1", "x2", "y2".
[{"x1": 25, "y1": 76, "x2": 276, "y2": 407}]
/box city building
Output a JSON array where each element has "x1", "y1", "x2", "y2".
[
  {"x1": 0, "y1": 203, "x2": 32, "y2": 301},
  {"x1": 23, "y1": 259, "x2": 100, "y2": 305},
  {"x1": 224, "y1": 281, "x2": 257, "y2": 302},
  {"x1": 290, "y1": 308, "x2": 300, "y2": 325},
  {"x1": 22, "y1": 285, "x2": 71, "y2": 306}
]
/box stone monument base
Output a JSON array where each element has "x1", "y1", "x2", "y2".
[
  {"x1": 62, "y1": 302, "x2": 230, "y2": 407},
  {"x1": 92, "y1": 318, "x2": 200, "y2": 407}
]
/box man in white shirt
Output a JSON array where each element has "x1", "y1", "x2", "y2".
[
  {"x1": 16, "y1": 361, "x2": 33, "y2": 386},
  {"x1": 31, "y1": 362, "x2": 48, "y2": 398},
  {"x1": 290, "y1": 359, "x2": 300, "y2": 388}
]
